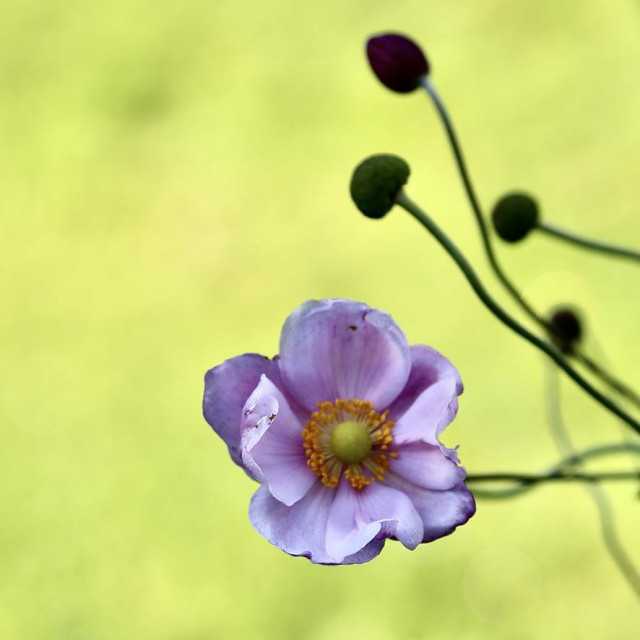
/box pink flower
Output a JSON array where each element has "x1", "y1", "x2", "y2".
[{"x1": 203, "y1": 299, "x2": 475, "y2": 564}]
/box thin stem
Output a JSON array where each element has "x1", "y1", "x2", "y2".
[
  {"x1": 467, "y1": 471, "x2": 639, "y2": 484},
  {"x1": 420, "y1": 76, "x2": 548, "y2": 330},
  {"x1": 420, "y1": 76, "x2": 640, "y2": 408},
  {"x1": 471, "y1": 441, "x2": 640, "y2": 500},
  {"x1": 587, "y1": 338, "x2": 640, "y2": 479},
  {"x1": 560, "y1": 442, "x2": 640, "y2": 466},
  {"x1": 545, "y1": 363, "x2": 640, "y2": 600},
  {"x1": 573, "y1": 350, "x2": 640, "y2": 412},
  {"x1": 395, "y1": 189, "x2": 640, "y2": 436},
  {"x1": 538, "y1": 221, "x2": 640, "y2": 263},
  {"x1": 586, "y1": 484, "x2": 640, "y2": 598}
]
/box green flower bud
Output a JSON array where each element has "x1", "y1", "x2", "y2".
[
  {"x1": 350, "y1": 154, "x2": 411, "y2": 219},
  {"x1": 491, "y1": 193, "x2": 539, "y2": 243}
]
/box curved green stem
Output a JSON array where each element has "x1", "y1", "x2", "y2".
[
  {"x1": 395, "y1": 189, "x2": 640, "y2": 436},
  {"x1": 420, "y1": 76, "x2": 640, "y2": 409},
  {"x1": 420, "y1": 76, "x2": 548, "y2": 330},
  {"x1": 538, "y1": 221, "x2": 640, "y2": 263},
  {"x1": 468, "y1": 470, "x2": 639, "y2": 484},
  {"x1": 469, "y1": 441, "x2": 640, "y2": 500},
  {"x1": 559, "y1": 442, "x2": 640, "y2": 466},
  {"x1": 573, "y1": 350, "x2": 640, "y2": 412},
  {"x1": 544, "y1": 364, "x2": 640, "y2": 600}
]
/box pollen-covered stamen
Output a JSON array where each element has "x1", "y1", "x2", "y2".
[{"x1": 302, "y1": 398, "x2": 397, "y2": 490}]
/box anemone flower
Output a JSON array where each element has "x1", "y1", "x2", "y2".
[{"x1": 203, "y1": 299, "x2": 475, "y2": 564}]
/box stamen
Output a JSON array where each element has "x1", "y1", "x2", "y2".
[{"x1": 302, "y1": 398, "x2": 396, "y2": 490}]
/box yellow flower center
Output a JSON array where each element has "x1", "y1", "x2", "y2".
[
  {"x1": 330, "y1": 421, "x2": 372, "y2": 463},
  {"x1": 302, "y1": 398, "x2": 397, "y2": 490}
]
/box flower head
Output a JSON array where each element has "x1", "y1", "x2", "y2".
[
  {"x1": 366, "y1": 33, "x2": 430, "y2": 94},
  {"x1": 203, "y1": 299, "x2": 475, "y2": 564}
]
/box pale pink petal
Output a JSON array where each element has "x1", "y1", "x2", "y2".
[
  {"x1": 385, "y1": 474, "x2": 476, "y2": 542},
  {"x1": 393, "y1": 377, "x2": 459, "y2": 447},
  {"x1": 249, "y1": 484, "x2": 387, "y2": 565},
  {"x1": 389, "y1": 344, "x2": 463, "y2": 418},
  {"x1": 390, "y1": 442, "x2": 466, "y2": 490},
  {"x1": 389, "y1": 346, "x2": 463, "y2": 462},
  {"x1": 249, "y1": 484, "x2": 334, "y2": 563},
  {"x1": 203, "y1": 354, "x2": 282, "y2": 467},
  {"x1": 241, "y1": 375, "x2": 316, "y2": 506},
  {"x1": 279, "y1": 299, "x2": 411, "y2": 411},
  {"x1": 325, "y1": 481, "x2": 423, "y2": 562}
]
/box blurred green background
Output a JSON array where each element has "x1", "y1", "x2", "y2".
[{"x1": 2, "y1": 0, "x2": 640, "y2": 637}]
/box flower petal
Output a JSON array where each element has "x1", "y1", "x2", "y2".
[
  {"x1": 203, "y1": 354, "x2": 282, "y2": 466},
  {"x1": 342, "y1": 539, "x2": 386, "y2": 565},
  {"x1": 249, "y1": 484, "x2": 387, "y2": 565},
  {"x1": 389, "y1": 344, "x2": 463, "y2": 418},
  {"x1": 241, "y1": 375, "x2": 316, "y2": 506},
  {"x1": 279, "y1": 299, "x2": 411, "y2": 412},
  {"x1": 392, "y1": 377, "x2": 460, "y2": 448},
  {"x1": 249, "y1": 483, "x2": 334, "y2": 563},
  {"x1": 325, "y1": 481, "x2": 423, "y2": 562},
  {"x1": 384, "y1": 474, "x2": 476, "y2": 542},
  {"x1": 390, "y1": 442, "x2": 466, "y2": 490}
]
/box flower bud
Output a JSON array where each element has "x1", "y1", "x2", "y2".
[
  {"x1": 366, "y1": 33, "x2": 430, "y2": 94},
  {"x1": 491, "y1": 193, "x2": 539, "y2": 243},
  {"x1": 548, "y1": 308, "x2": 582, "y2": 353},
  {"x1": 350, "y1": 154, "x2": 411, "y2": 219}
]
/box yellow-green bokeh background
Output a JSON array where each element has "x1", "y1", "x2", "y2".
[{"x1": 2, "y1": 1, "x2": 640, "y2": 637}]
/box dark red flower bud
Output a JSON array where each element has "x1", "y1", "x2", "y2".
[{"x1": 366, "y1": 33, "x2": 430, "y2": 94}]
